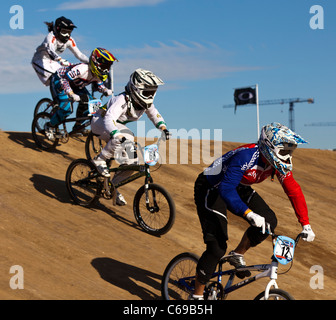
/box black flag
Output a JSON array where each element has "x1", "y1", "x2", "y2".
[{"x1": 234, "y1": 87, "x2": 257, "y2": 113}]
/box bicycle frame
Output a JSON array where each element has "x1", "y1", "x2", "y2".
[
  {"x1": 210, "y1": 259, "x2": 279, "y2": 300},
  {"x1": 56, "y1": 115, "x2": 91, "y2": 137},
  {"x1": 108, "y1": 164, "x2": 153, "y2": 189}
]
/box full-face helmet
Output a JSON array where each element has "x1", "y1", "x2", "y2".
[
  {"x1": 258, "y1": 122, "x2": 307, "y2": 175},
  {"x1": 54, "y1": 16, "x2": 76, "y2": 43},
  {"x1": 125, "y1": 68, "x2": 164, "y2": 109},
  {"x1": 89, "y1": 48, "x2": 117, "y2": 82}
]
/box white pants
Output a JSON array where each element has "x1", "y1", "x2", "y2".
[
  {"x1": 31, "y1": 56, "x2": 61, "y2": 86},
  {"x1": 91, "y1": 114, "x2": 139, "y2": 185}
]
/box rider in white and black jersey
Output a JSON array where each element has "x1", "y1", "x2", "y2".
[{"x1": 32, "y1": 16, "x2": 89, "y2": 86}]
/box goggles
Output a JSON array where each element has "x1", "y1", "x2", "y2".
[
  {"x1": 59, "y1": 28, "x2": 73, "y2": 38},
  {"x1": 137, "y1": 85, "x2": 158, "y2": 99}
]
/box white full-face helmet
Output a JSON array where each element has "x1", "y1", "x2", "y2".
[
  {"x1": 126, "y1": 68, "x2": 164, "y2": 109},
  {"x1": 258, "y1": 122, "x2": 308, "y2": 175}
]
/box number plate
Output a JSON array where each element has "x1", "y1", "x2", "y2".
[
  {"x1": 88, "y1": 99, "x2": 102, "y2": 115},
  {"x1": 273, "y1": 235, "x2": 296, "y2": 265},
  {"x1": 144, "y1": 144, "x2": 159, "y2": 166}
]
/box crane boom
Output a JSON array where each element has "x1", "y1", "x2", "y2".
[
  {"x1": 223, "y1": 97, "x2": 314, "y2": 131},
  {"x1": 305, "y1": 122, "x2": 336, "y2": 126}
]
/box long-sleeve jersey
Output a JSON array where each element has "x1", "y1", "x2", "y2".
[
  {"x1": 56, "y1": 63, "x2": 106, "y2": 94},
  {"x1": 33, "y1": 31, "x2": 89, "y2": 63},
  {"x1": 101, "y1": 93, "x2": 166, "y2": 137},
  {"x1": 204, "y1": 143, "x2": 309, "y2": 226}
]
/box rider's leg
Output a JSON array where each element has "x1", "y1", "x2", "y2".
[
  {"x1": 31, "y1": 57, "x2": 61, "y2": 86},
  {"x1": 49, "y1": 76, "x2": 72, "y2": 127},
  {"x1": 90, "y1": 119, "x2": 138, "y2": 205},
  {"x1": 73, "y1": 88, "x2": 90, "y2": 131},
  {"x1": 193, "y1": 173, "x2": 228, "y2": 298},
  {"x1": 232, "y1": 231, "x2": 251, "y2": 254}
]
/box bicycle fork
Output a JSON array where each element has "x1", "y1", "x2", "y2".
[{"x1": 262, "y1": 261, "x2": 279, "y2": 300}]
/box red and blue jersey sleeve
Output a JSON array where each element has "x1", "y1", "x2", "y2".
[{"x1": 277, "y1": 172, "x2": 309, "y2": 226}]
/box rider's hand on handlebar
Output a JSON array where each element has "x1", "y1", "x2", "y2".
[
  {"x1": 301, "y1": 224, "x2": 315, "y2": 242},
  {"x1": 245, "y1": 211, "x2": 266, "y2": 234},
  {"x1": 58, "y1": 58, "x2": 70, "y2": 66},
  {"x1": 68, "y1": 92, "x2": 81, "y2": 102},
  {"x1": 161, "y1": 127, "x2": 171, "y2": 141},
  {"x1": 103, "y1": 88, "x2": 113, "y2": 96}
]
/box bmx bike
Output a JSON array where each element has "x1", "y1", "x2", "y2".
[
  {"x1": 161, "y1": 225, "x2": 307, "y2": 300},
  {"x1": 65, "y1": 133, "x2": 175, "y2": 236},
  {"x1": 32, "y1": 94, "x2": 102, "y2": 152}
]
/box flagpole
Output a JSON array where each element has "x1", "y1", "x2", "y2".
[
  {"x1": 110, "y1": 67, "x2": 114, "y2": 94},
  {"x1": 256, "y1": 84, "x2": 260, "y2": 139}
]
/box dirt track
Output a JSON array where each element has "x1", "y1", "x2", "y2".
[{"x1": 0, "y1": 130, "x2": 335, "y2": 300}]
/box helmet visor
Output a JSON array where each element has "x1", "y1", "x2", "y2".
[{"x1": 142, "y1": 87, "x2": 157, "y2": 98}]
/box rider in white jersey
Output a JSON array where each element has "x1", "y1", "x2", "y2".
[
  {"x1": 91, "y1": 68, "x2": 171, "y2": 206},
  {"x1": 32, "y1": 16, "x2": 89, "y2": 86}
]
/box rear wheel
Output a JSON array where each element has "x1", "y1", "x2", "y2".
[
  {"x1": 65, "y1": 158, "x2": 101, "y2": 207},
  {"x1": 85, "y1": 131, "x2": 106, "y2": 160},
  {"x1": 133, "y1": 183, "x2": 175, "y2": 236},
  {"x1": 34, "y1": 98, "x2": 54, "y2": 116},
  {"x1": 31, "y1": 112, "x2": 59, "y2": 151}
]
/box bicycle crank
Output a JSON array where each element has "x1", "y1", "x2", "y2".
[{"x1": 102, "y1": 177, "x2": 115, "y2": 200}]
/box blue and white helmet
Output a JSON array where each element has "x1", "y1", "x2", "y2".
[{"x1": 258, "y1": 122, "x2": 307, "y2": 175}]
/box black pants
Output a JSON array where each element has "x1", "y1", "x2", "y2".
[{"x1": 194, "y1": 173, "x2": 277, "y2": 284}]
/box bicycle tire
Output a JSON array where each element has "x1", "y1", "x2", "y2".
[
  {"x1": 65, "y1": 158, "x2": 101, "y2": 207},
  {"x1": 85, "y1": 131, "x2": 106, "y2": 161},
  {"x1": 31, "y1": 112, "x2": 59, "y2": 151},
  {"x1": 34, "y1": 98, "x2": 54, "y2": 117},
  {"x1": 161, "y1": 252, "x2": 199, "y2": 300},
  {"x1": 133, "y1": 183, "x2": 175, "y2": 236},
  {"x1": 254, "y1": 288, "x2": 295, "y2": 300}
]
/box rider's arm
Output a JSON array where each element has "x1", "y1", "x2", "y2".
[
  {"x1": 67, "y1": 37, "x2": 90, "y2": 63},
  {"x1": 58, "y1": 64, "x2": 87, "y2": 96},
  {"x1": 103, "y1": 95, "x2": 127, "y2": 138},
  {"x1": 145, "y1": 104, "x2": 167, "y2": 129},
  {"x1": 215, "y1": 150, "x2": 258, "y2": 217},
  {"x1": 42, "y1": 32, "x2": 61, "y2": 61},
  {"x1": 277, "y1": 171, "x2": 310, "y2": 226}
]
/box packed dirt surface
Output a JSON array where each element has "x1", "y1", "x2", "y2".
[{"x1": 0, "y1": 130, "x2": 335, "y2": 300}]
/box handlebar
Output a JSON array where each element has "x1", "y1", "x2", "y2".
[{"x1": 265, "y1": 223, "x2": 307, "y2": 246}]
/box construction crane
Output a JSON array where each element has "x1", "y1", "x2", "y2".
[
  {"x1": 223, "y1": 98, "x2": 314, "y2": 131},
  {"x1": 305, "y1": 122, "x2": 336, "y2": 127}
]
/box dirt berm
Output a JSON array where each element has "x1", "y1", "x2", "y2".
[{"x1": 0, "y1": 130, "x2": 335, "y2": 300}]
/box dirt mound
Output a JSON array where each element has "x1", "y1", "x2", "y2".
[{"x1": 0, "y1": 130, "x2": 335, "y2": 300}]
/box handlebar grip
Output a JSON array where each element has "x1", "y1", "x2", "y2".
[{"x1": 295, "y1": 232, "x2": 307, "y2": 244}]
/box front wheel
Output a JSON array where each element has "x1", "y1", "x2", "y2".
[
  {"x1": 65, "y1": 158, "x2": 101, "y2": 207},
  {"x1": 161, "y1": 252, "x2": 199, "y2": 300},
  {"x1": 31, "y1": 112, "x2": 59, "y2": 151},
  {"x1": 254, "y1": 288, "x2": 295, "y2": 300},
  {"x1": 133, "y1": 183, "x2": 175, "y2": 236}
]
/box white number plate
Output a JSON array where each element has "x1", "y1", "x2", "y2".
[{"x1": 273, "y1": 235, "x2": 296, "y2": 265}]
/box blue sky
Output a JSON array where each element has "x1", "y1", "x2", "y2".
[{"x1": 0, "y1": 0, "x2": 335, "y2": 149}]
